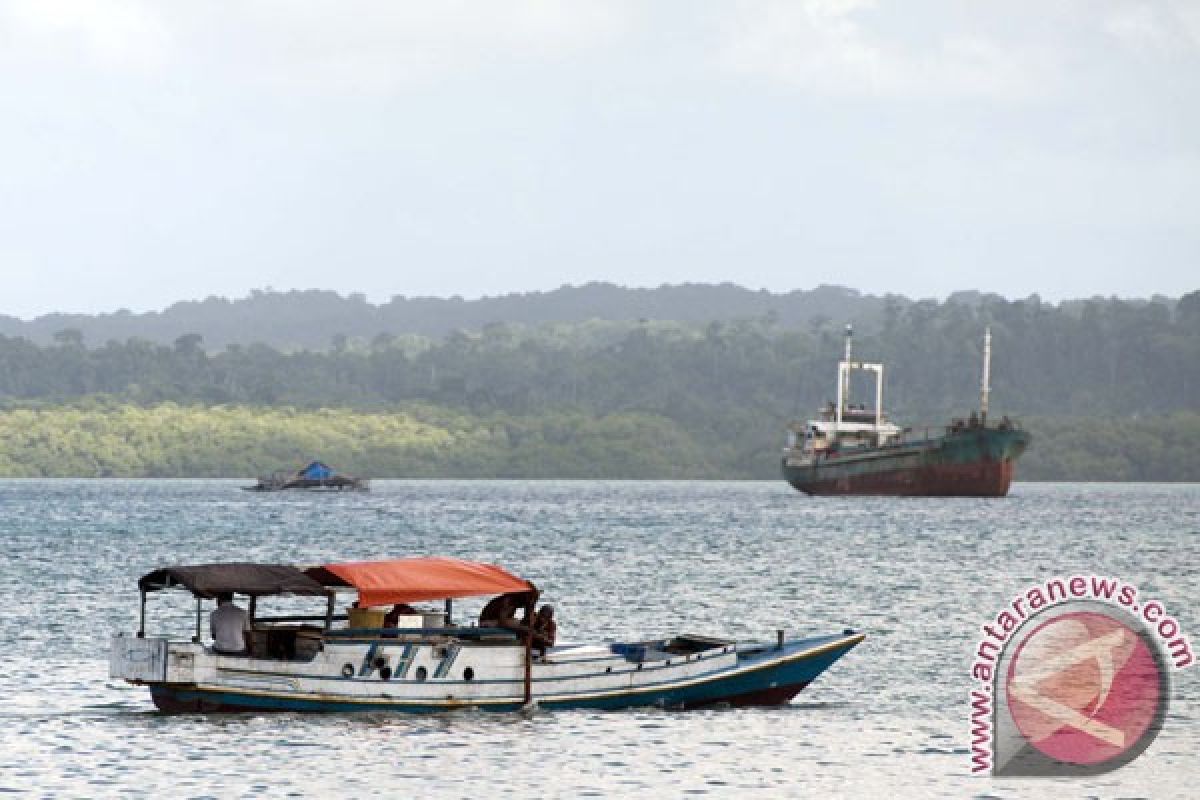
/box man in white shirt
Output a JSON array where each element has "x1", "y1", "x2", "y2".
[{"x1": 210, "y1": 592, "x2": 250, "y2": 655}]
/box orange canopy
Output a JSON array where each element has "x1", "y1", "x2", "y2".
[{"x1": 307, "y1": 557, "x2": 535, "y2": 607}]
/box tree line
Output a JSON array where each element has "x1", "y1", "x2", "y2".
[
  {"x1": 0, "y1": 291, "x2": 1196, "y2": 480},
  {"x1": 0, "y1": 404, "x2": 711, "y2": 479},
  {"x1": 0, "y1": 283, "x2": 892, "y2": 351}
]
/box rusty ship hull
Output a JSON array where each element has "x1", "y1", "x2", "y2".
[{"x1": 782, "y1": 425, "x2": 1030, "y2": 497}]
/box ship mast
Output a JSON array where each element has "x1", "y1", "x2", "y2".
[
  {"x1": 980, "y1": 326, "x2": 991, "y2": 423},
  {"x1": 844, "y1": 321, "x2": 854, "y2": 412},
  {"x1": 837, "y1": 324, "x2": 853, "y2": 427}
]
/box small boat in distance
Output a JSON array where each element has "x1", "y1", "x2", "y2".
[
  {"x1": 782, "y1": 326, "x2": 1031, "y2": 496},
  {"x1": 243, "y1": 460, "x2": 368, "y2": 492},
  {"x1": 109, "y1": 557, "x2": 865, "y2": 713}
]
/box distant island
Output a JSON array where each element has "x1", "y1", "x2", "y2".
[
  {"x1": 0, "y1": 284, "x2": 1196, "y2": 481},
  {"x1": 0, "y1": 283, "x2": 897, "y2": 350}
]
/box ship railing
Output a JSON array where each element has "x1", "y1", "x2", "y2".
[{"x1": 887, "y1": 428, "x2": 941, "y2": 448}]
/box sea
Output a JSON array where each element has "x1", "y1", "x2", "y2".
[{"x1": 0, "y1": 480, "x2": 1196, "y2": 799}]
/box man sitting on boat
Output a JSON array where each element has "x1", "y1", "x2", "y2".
[
  {"x1": 531, "y1": 605, "x2": 556, "y2": 656},
  {"x1": 478, "y1": 591, "x2": 531, "y2": 632},
  {"x1": 479, "y1": 594, "x2": 556, "y2": 656},
  {"x1": 210, "y1": 592, "x2": 250, "y2": 655}
]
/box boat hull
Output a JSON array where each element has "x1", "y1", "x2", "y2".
[
  {"x1": 783, "y1": 426, "x2": 1030, "y2": 497},
  {"x1": 242, "y1": 478, "x2": 368, "y2": 492},
  {"x1": 148, "y1": 678, "x2": 814, "y2": 714},
  {"x1": 131, "y1": 633, "x2": 864, "y2": 714}
]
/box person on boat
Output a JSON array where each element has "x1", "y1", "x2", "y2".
[
  {"x1": 210, "y1": 592, "x2": 250, "y2": 655},
  {"x1": 479, "y1": 591, "x2": 535, "y2": 634},
  {"x1": 531, "y1": 605, "x2": 556, "y2": 656},
  {"x1": 478, "y1": 592, "x2": 519, "y2": 628}
]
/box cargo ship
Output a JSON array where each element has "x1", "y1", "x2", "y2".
[{"x1": 781, "y1": 326, "x2": 1030, "y2": 496}]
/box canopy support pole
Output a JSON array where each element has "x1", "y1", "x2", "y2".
[
  {"x1": 248, "y1": 596, "x2": 257, "y2": 626},
  {"x1": 444, "y1": 598, "x2": 453, "y2": 626},
  {"x1": 324, "y1": 593, "x2": 335, "y2": 631},
  {"x1": 138, "y1": 591, "x2": 147, "y2": 638},
  {"x1": 522, "y1": 595, "x2": 536, "y2": 706},
  {"x1": 193, "y1": 598, "x2": 202, "y2": 643}
]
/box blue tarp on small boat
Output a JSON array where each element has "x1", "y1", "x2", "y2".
[{"x1": 301, "y1": 461, "x2": 333, "y2": 480}]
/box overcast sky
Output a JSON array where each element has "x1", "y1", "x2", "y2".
[{"x1": 1, "y1": 1, "x2": 1197, "y2": 318}]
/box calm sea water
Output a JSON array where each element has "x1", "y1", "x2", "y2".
[{"x1": 0, "y1": 480, "x2": 1196, "y2": 798}]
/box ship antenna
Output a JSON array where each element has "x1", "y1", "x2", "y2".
[{"x1": 980, "y1": 326, "x2": 991, "y2": 423}]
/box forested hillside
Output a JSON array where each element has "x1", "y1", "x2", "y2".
[
  {"x1": 0, "y1": 290, "x2": 1197, "y2": 480},
  {"x1": 4, "y1": 283, "x2": 919, "y2": 350},
  {"x1": 0, "y1": 405, "x2": 712, "y2": 479}
]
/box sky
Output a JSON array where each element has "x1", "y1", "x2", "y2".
[{"x1": 0, "y1": 0, "x2": 1197, "y2": 319}]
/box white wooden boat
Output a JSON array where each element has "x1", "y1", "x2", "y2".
[{"x1": 109, "y1": 558, "x2": 865, "y2": 712}]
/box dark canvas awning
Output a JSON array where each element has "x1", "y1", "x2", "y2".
[{"x1": 138, "y1": 563, "x2": 330, "y2": 598}]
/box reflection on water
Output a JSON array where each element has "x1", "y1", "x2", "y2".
[{"x1": 0, "y1": 480, "x2": 1195, "y2": 797}]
